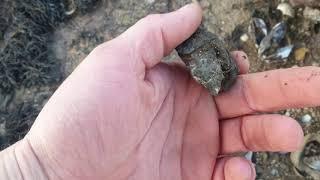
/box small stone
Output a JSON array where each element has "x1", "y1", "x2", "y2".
[
  {"x1": 245, "y1": 151, "x2": 253, "y2": 161},
  {"x1": 271, "y1": 168, "x2": 279, "y2": 176},
  {"x1": 240, "y1": 33, "x2": 249, "y2": 42},
  {"x1": 301, "y1": 114, "x2": 312, "y2": 123},
  {"x1": 285, "y1": 111, "x2": 291, "y2": 117},
  {"x1": 146, "y1": 0, "x2": 155, "y2": 3},
  {"x1": 303, "y1": 7, "x2": 320, "y2": 22},
  {"x1": 0, "y1": 123, "x2": 6, "y2": 136},
  {"x1": 277, "y1": 3, "x2": 295, "y2": 17},
  {"x1": 295, "y1": 47, "x2": 310, "y2": 61}
]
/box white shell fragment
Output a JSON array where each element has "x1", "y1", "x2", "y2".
[
  {"x1": 65, "y1": 0, "x2": 77, "y2": 16},
  {"x1": 277, "y1": 3, "x2": 294, "y2": 17}
]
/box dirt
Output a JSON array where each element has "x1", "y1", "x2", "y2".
[{"x1": 0, "y1": 0, "x2": 319, "y2": 179}]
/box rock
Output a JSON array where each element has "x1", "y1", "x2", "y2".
[
  {"x1": 303, "y1": 7, "x2": 320, "y2": 22},
  {"x1": 277, "y1": 3, "x2": 294, "y2": 17},
  {"x1": 176, "y1": 27, "x2": 239, "y2": 96},
  {"x1": 294, "y1": 47, "x2": 309, "y2": 61},
  {"x1": 301, "y1": 114, "x2": 312, "y2": 123}
]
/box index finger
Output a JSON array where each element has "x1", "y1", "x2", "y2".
[{"x1": 216, "y1": 66, "x2": 320, "y2": 119}]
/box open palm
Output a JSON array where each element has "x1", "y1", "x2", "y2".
[{"x1": 21, "y1": 3, "x2": 320, "y2": 180}]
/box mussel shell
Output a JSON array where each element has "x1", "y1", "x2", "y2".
[
  {"x1": 258, "y1": 22, "x2": 287, "y2": 56},
  {"x1": 252, "y1": 18, "x2": 268, "y2": 45}
]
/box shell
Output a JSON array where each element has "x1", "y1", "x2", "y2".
[
  {"x1": 176, "y1": 27, "x2": 239, "y2": 96},
  {"x1": 258, "y1": 22, "x2": 287, "y2": 56},
  {"x1": 265, "y1": 45, "x2": 294, "y2": 60},
  {"x1": 277, "y1": 3, "x2": 294, "y2": 17},
  {"x1": 304, "y1": 156, "x2": 320, "y2": 171},
  {"x1": 251, "y1": 18, "x2": 268, "y2": 45},
  {"x1": 290, "y1": 134, "x2": 320, "y2": 179},
  {"x1": 65, "y1": 0, "x2": 77, "y2": 16}
]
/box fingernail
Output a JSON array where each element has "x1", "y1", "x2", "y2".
[{"x1": 226, "y1": 158, "x2": 254, "y2": 180}]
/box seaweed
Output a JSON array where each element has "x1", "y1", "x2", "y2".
[
  {"x1": 0, "y1": 0, "x2": 100, "y2": 149},
  {"x1": 0, "y1": 0, "x2": 100, "y2": 93},
  {"x1": 0, "y1": 0, "x2": 66, "y2": 93},
  {"x1": 0, "y1": 103, "x2": 39, "y2": 150}
]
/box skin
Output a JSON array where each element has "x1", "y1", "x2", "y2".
[{"x1": 1, "y1": 3, "x2": 320, "y2": 180}]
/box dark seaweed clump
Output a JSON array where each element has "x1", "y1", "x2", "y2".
[
  {"x1": 0, "y1": 0, "x2": 67, "y2": 93},
  {"x1": 0, "y1": 0, "x2": 100, "y2": 150},
  {"x1": 0, "y1": 103, "x2": 39, "y2": 150},
  {"x1": 76, "y1": 0, "x2": 100, "y2": 13},
  {"x1": 0, "y1": 0, "x2": 101, "y2": 94}
]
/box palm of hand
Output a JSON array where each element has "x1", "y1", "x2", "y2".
[
  {"x1": 24, "y1": 3, "x2": 318, "y2": 180},
  {"x1": 28, "y1": 49, "x2": 220, "y2": 180}
]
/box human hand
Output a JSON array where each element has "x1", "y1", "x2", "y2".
[{"x1": 5, "y1": 3, "x2": 320, "y2": 180}]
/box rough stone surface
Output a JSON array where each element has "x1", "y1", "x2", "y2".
[{"x1": 176, "y1": 27, "x2": 238, "y2": 95}]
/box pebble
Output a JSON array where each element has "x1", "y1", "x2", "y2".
[
  {"x1": 277, "y1": 3, "x2": 294, "y2": 17},
  {"x1": 240, "y1": 33, "x2": 249, "y2": 42},
  {"x1": 294, "y1": 47, "x2": 309, "y2": 61},
  {"x1": 285, "y1": 111, "x2": 291, "y2": 117},
  {"x1": 0, "y1": 123, "x2": 6, "y2": 136},
  {"x1": 271, "y1": 168, "x2": 279, "y2": 176},
  {"x1": 301, "y1": 114, "x2": 312, "y2": 123},
  {"x1": 245, "y1": 151, "x2": 253, "y2": 161}
]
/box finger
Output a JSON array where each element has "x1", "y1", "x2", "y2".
[
  {"x1": 219, "y1": 114, "x2": 304, "y2": 154},
  {"x1": 115, "y1": 3, "x2": 202, "y2": 76},
  {"x1": 212, "y1": 157, "x2": 255, "y2": 180},
  {"x1": 231, "y1": 51, "x2": 250, "y2": 74},
  {"x1": 216, "y1": 66, "x2": 320, "y2": 119}
]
